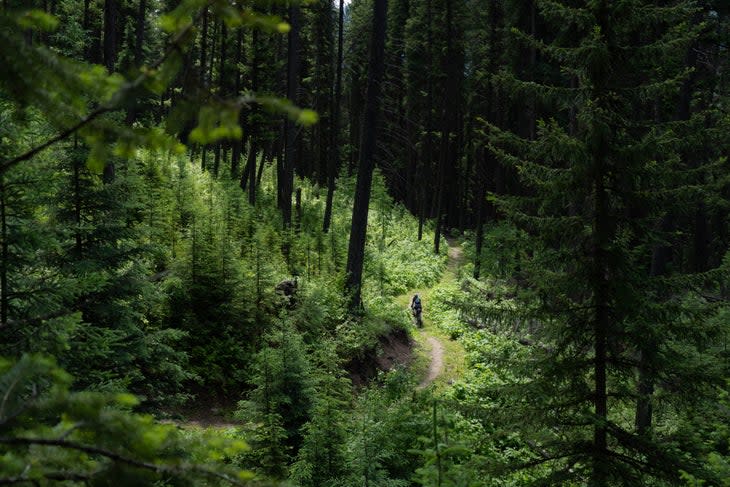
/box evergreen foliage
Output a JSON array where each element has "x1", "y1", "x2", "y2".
[
  {"x1": 0, "y1": 0, "x2": 728, "y2": 485},
  {"x1": 0, "y1": 354, "x2": 254, "y2": 486}
]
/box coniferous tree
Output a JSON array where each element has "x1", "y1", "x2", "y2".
[
  {"x1": 280, "y1": 3, "x2": 302, "y2": 229},
  {"x1": 344, "y1": 0, "x2": 387, "y2": 312},
  {"x1": 289, "y1": 344, "x2": 351, "y2": 487},
  {"x1": 322, "y1": 0, "x2": 345, "y2": 234},
  {"x1": 481, "y1": 0, "x2": 728, "y2": 484}
]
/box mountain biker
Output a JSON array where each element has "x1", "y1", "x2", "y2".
[{"x1": 410, "y1": 293, "x2": 423, "y2": 327}]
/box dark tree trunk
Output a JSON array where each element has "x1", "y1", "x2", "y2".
[
  {"x1": 295, "y1": 188, "x2": 302, "y2": 234},
  {"x1": 0, "y1": 174, "x2": 7, "y2": 327},
  {"x1": 247, "y1": 148, "x2": 257, "y2": 206},
  {"x1": 694, "y1": 202, "x2": 709, "y2": 272},
  {"x1": 323, "y1": 0, "x2": 345, "y2": 234},
  {"x1": 418, "y1": 0, "x2": 434, "y2": 242},
  {"x1": 241, "y1": 141, "x2": 258, "y2": 205},
  {"x1": 256, "y1": 146, "x2": 269, "y2": 186},
  {"x1": 126, "y1": 0, "x2": 147, "y2": 124},
  {"x1": 213, "y1": 145, "x2": 220, "y2": 176},
  {"x1": 231, "y1": 29, "x2": 244, "y2": 178},
  {"x1": 200, "y1": 7, "x2": 208, "y2": 85},
  {"x1": 593, "y1": 161, "x2": 610, "y2": 486},
  {"x1": 103, "y1": 0, "x2": 119, "y2": 72},
  {"x1": 133, "y1": 0, "x2": 146, "y2": 66},
  {"x1": 73, "y1": 145, "x2": 82, "y2": 257},
  {"x1": 433, "y1": 0, "x2": 459, "y2": 254},
  {"x1": 281, "y1": 4, "x2": 301, "y2": 228},
  {"x1": 473, "y1": 149, "x2": 487, "y2": 280},
  {"x1": 212, "y1": 21, "x2": 228, "y2": 178},
  {"x1": 219, "y1": 21, "x2": 227, "y2": 93},
  {"x1": 344, "y1": 0, "x2": 387, "y2": 313},
  {"x1": 590, "y1": 7, "x2": 611, "y2": 483},
  {"x1": 103, "y1": 0, "x2": 121, "y2": 184},
  {"x1": 635, "y1": 217, "x2": 672, "y2": 435},
  {"x1": 207, "y1": 20, "x2": 218, "y2": 87},
  {"x1": 198, "y1": 6, "x2": 209, "y2": 168},
  {"x1": 231, "y1": 139, "x2": 241, "y2": 179},
  {"x1": 244, "y1": 28, "x2": 260, "y2": 200},
  {"x1": 83, "y1": 0, "x2": 91, "y2": 35},
  {"x1": 474, "y1": 0, "x2": 500, "y2": 278}
]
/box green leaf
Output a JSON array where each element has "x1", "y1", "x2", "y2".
[
  {"x1": 86, "y1": 143, "x2": 107, "y2": 174},
  {"x1": 16, "y1": 10, "x2": 59, "y2": 31},
  {"x1": 297, "y1": 109, "x2": 319, "y2": 126},
  {"x1": 114, "y1": 393, "x2": 140, "y2": 407}
]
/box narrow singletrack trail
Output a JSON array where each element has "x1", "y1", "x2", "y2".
[
  {"x1": 417, "y1": 336, "x2": 444, "y2": 389},
  {"x1": 400, "y1": 237, "x2": 466, "y2": 389}
]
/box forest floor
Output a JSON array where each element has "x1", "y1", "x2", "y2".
[
  {"x1": 171, "y1": 240, "x2": 466, "y2": 427},
  {"x1": 397, "y1": 238, "x2": 466, "y2": 390}
]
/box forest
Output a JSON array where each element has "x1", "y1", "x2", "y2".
[{"x1": 0, "y1": 0, "x2": 729, "y2": 485}]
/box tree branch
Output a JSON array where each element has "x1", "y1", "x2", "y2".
[
  {"x1": 0, "y1": 436, "x2": 249, "y2": 486},
  {"x1": 0, "y1": 1, "x2": 212, "y2": 175}
]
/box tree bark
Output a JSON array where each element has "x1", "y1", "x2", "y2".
[
  {"x1": 419, "y1": 0, "x2": 434, "y2": 242},
  {"x1": 433, "y1": 0, "x2": 459, "y2": 254},
  {"x1": 231, "y1": 29, "x2": 244, "y2": 179},
  {"x1": 0, "y1": 174, "x2": 7, "y2": 327},
  {"x1": 344, "y1": 0, "x2": 387, "y2": 313},
  {"x1": 103, "y1": 0, "x2": 119, "y2": 72},
  {"x1": 593, "y1": 166, "x2": 609, "y2": 487},
  {"x1": 126, "y1": 0, "x2": 147, "y2": 124},
  {"x1": 133, "y1": 0, "x2": 146, "y2": 66},
  {"x1": 473, "y1": 148, "x2": 486, "y2": 280},
  {"x1": 200, "y1": 7, "x2": 208, "y2": 86},
  {"x1": 591, "y1": 5, "x2": 610, "y2": 483},
  {"x1": 73, "y1": 144, "x2": 82, "y2": 257},
  {"x1": 281, "y1": 4, "x2": 301, "y2": 228},
  {"x1": 323, "y1": 0, "x2": 345, "y2": 234}
]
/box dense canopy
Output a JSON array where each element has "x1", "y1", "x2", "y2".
[{"x1": 0, "y1": 0, "x2": 728, "y2": 486}]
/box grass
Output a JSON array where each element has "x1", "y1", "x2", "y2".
[{"x1": 396, "y1": 239, "x2": 467, "y2": 391}]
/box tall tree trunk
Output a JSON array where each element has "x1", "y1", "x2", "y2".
[
  {"x1": 242, "y1": 141, "x2": 258, "y2": 205},
  {"x1": 593, "y1": 157, "x2": 610, "y2": 487},
  {"x1": 213, "y1": 145, "x2": 220, "y2": 176},
  {"x1": 103, "y1": 0, "x2": 119, "y2": 72},
  {"x1": 433, "y1": 0, "x2": 458, "y2": 254},
  {"x1": 256, "y1": 146, "x2": 269, "y2": 186},
  {"x1": 344, "y1": 0, "x2": 387, "y2": 313},
  {"x1": 590, "y1": 4, "x2": 612, "y2": 483},
  {"x1": 0, "y1": 174, "x2": 7, "y2": 327},
  {"x1": 323, "y1": 0, "x2": 345, "y2": 234},
  {"x1": 83, "y1": 0, "x2": 91, "y2": 41},
  {"x1": 473, "y1": 149, "x2": 487, "y2": 280},
  {"x1": 73, "y1": 145, "x2": 83, "y2": 257},
  {"x1": 281, "y1": 4, "x2": 301, "y2": 228},
  {"x1": 133, "y1": 0, "x2": 146, "y2": 66},
  {"x1": 591, "y1": 6, "x2": 611, "y2": 482},
  {"x1": 102, "y1": 0, "x2": 119, "y2": 181},
  {"x1": 126, "y1": 0, "x2": 147, "y2": 124},
  {"x1": 219, "y1": 21, "x2": 227, "y2": 95},
  {"x1": 241, "y1": 28, "x2": 259, "y2": 202},
  {"x1": 200, "y1": 7, "x2": 208, "y2": 85},
  {"x1": 231, "y1": 29, "x2": 244, "y2": 178},
  {"x1": 635, "y1": 217, "x2": 672, "y2": 435},
  {"x1": 199, "y1": 6, "x2": 209, "y2": 167},
  {"x1": 474, "y1": 0, "x2": 500, "y2": 278},
  {"x1": 418, "y1": 0, "x2": 434, "y2": 242}
]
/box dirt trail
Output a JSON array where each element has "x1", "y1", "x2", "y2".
[
  {"x1": 411, "y1": 238, "x2": 464, "y2": 389},
  {"x1": 446, "y1": 238, "x2": 464, "y2": 274},
  {"x1": 417, "y1": 336, "x2": 444, "y2": 389}
]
